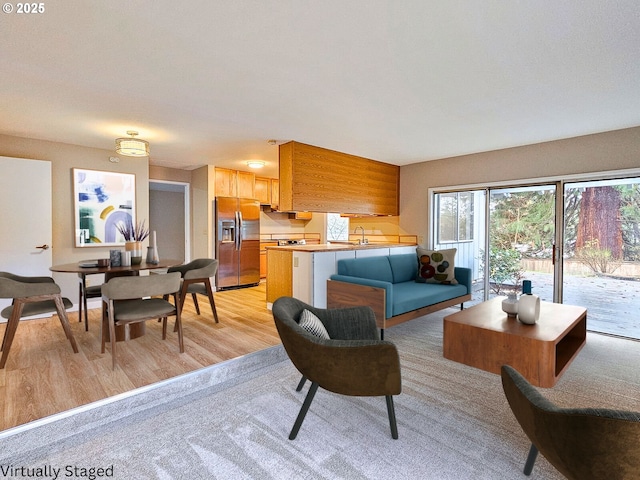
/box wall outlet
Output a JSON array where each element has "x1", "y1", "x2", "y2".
[{"x1": 418, "y1": 236, "x2": 424, "y2": 244}]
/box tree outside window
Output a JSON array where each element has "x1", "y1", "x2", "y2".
[
  {"x1": 327, "y1": 213, "x2": 349, "y2": 241},
  {"x1": 438, "y1": 192, "x2": 474, "y2": 243}
]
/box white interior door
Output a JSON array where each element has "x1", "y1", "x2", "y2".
[{"x1": 0, "y1": 157, "x2": 53, "y2": 316}]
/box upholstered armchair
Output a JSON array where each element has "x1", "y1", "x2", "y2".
[
  {"x1": 501, "y1": 365, "x2": 640, "y2": 479},
  {"x1": 272, "y1": 296, "x2": 402, "y2": 440}
]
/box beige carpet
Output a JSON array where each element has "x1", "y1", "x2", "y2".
[{"x1": 2, "y1": 308, "x2": 639, "y2": 479}]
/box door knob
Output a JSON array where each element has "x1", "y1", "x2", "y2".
[{"x1": 36, "y1": 244, "x2": 50, "y2": 250}]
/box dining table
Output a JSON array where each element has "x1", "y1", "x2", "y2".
[{"x1": 50, "y1": 259, "x2": 183, "y2": 341}]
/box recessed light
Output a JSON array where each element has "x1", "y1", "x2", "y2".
[{"x1": 246, "y1": 161, "x2": 265, "y2": 168}]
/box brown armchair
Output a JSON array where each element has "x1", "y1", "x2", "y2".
[
  {"x1": 0, "y1": 272, "x2": 78, "y2": 369},
  {"x1": 501, "y1": 365, "x2": 640, "y2": 479},
  {"x1": 272, "y1": 296, "x2": 402, "y2": 440}
]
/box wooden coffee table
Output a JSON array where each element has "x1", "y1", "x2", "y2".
[{"x1": 443, "y1": 297, "x2": 586, "y2": 387}]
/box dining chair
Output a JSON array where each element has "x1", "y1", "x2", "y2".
[
  {"x1": 0, "y1": 272, "x2": 79, "y2": 369},
  {"x1": 78, "y1": 270, "x2": 138, "y2": 331},
  {"x1": 166, "y1": 259, "x2": 219, "y2": 324},
  {"x1": 101, "y1": 272, "x2": 183, "y2": 369}
]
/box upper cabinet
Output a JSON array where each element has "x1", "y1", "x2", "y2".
[
  {"x1": 271, "y1": 179, "x2": 279, "y2": 210},
  {"x1": 278, "y1": 141, "x2": 399, "y2": 216},
  {"x1": 215, "y1": 167, "x2": 237, "y2": 197},
  {"x1": 237, "y1": 170, "x2": 255, "y2": 199},
  {"x1": 215, "y1": 168, "x2": 255, "y2": 199},
  {"x1": 255, "y1": 177, "x2": 272, "y2": 205},
  {"x1": 255, "y1": 177, "x2": 281, "y2": 211}
]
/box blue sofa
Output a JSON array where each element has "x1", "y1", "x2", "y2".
[{"x1": 326, "y1": 253, "x2": 472, "y2": 334}]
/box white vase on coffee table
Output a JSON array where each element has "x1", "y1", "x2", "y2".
[{"x1": 518, "y1": 294, "x2": 540, "y2": 325}]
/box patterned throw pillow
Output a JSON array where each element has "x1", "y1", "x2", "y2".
[
  {"x1": 298, "y1": 309, "x2": 330, "y2": 339},
  {"x1": 416, "y1": 247, "x2": 458, "y2": 285}
]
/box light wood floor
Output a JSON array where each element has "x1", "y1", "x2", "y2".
[{"x1": 0, "y1": 282, "x2": 280, "y2": 432}]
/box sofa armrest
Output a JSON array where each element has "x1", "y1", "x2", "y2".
[
  {"x1": 454, "y1": 267, "x2": 472, "y2": 295},
  {"x1": 330, "y1": 274, "x2": 393, "y2": 293},
  {"x1": 329, "y1": 275, "x2": 394, "y2": 320},
  {"x1": 327, "y1": 279, "x2": 390, "y2": 328}
]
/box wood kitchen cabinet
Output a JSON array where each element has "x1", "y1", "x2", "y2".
[
  {"x1": 288, "y1": 211, "x2": 312, "y2": 220},
  {"x1": 266, "y1": 249, "x2": 293, "y2": 302},
  {"x1": 260, "y1": 241, "x2": 277, "y2": 278},
  {"x1": 255, "y1": 177, "x2": 271, "y2": 205},
  {"x1": 215, "y1": 168, "x2": 255, "y2": 199},
  {"x1": 278, "y1": 141, "x2": 399, "y2": 215},
  {"x1": 237, "y1": 171, "x2": 255, "y2": 198},
  {"x1": 215, "y1": 168, "x2": 237, "y2": 197},
  {"x1": 255, "y1": 177, "x2": 283, "y2": 211},
  {"x1": 271, "y1": 179, "x2": 279, "y2": 210}
]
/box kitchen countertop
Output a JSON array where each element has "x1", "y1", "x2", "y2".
[{"x1": 265, "y1": 243, "x2": 416, "y2": 252}]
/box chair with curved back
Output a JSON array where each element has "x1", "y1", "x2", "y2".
[
  {"x1": 501, "y1": 364, "x2": 640, "y2": 479},
  {"x1": 0, "y1": 272, "x2": 78, "y2": 369},
  {"x1": 167, "y1": 258, "x2": 219, "y2": 323},
  {"x1": 101, "y1": 272, "x2": 183, "y2": 369},
  {"x1": 78, "y1": 270, "x2": 138, "y2": 331},
  {"x1": 272, "y1": 296, "x2": 402, "y2": 440}
]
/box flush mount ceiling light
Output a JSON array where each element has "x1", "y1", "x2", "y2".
[
  {"x1": 115, "y1": 130, "x2": 150, "y2": 157},
  {"x1": 246, "y1": 161, "x2": 265, "y2": 168}
]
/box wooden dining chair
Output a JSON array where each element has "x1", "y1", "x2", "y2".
[
  {"x1": 0, "y1": 272, "x2": 78, "y2": 369},
  {"x1": 101, "y1": 272, "x2": 182, "y2": 369}
]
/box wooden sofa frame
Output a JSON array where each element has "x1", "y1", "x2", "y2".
[{"x1": 326, "y1": 279, "x2": 471, "y2": 335}]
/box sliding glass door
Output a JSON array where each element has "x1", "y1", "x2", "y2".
[
  {"x1": 488, "y1": 185, "x2": 557, "y2": 302},
  {"x1": 433, "y1": 175, "x2": 640, "y2": 340},
  {"x1": 433, "y1": 185, "x2": 557, "y2": 306},
  {"x1": 562, "y1": 178, "x2": 640, "y2": 338}
]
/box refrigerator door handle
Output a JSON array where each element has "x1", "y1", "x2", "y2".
[
  {"x1": 234, "y1": 211, "x2": 239, "y2": 251},
  {"x1": 237, "y1": 211, "x2": 243, "y2": 250}
]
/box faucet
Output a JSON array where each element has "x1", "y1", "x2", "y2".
[{"x1": 354, "y1": 226, "x2": 367, "y2": 245}]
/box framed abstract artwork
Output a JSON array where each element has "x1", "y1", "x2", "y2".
[{"x1": 73, "y1": 168, "x2": 136, "y2": 247}]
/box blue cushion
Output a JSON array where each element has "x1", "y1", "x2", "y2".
[
  {"x1": 336, "y1": 256, "x2": 393, "y2": 283},
  {"x1": 391, "y1": 282, "x2": 469, "y2": 316},
  {"x1": 388, "y1": 254, "x2": 418, "y2": 283}
]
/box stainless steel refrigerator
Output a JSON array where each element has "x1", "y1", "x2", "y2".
[{"x1": 215, "y1": 197, "x2": 261, "y2": 289}]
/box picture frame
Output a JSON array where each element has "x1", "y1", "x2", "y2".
[{"x1": 73, "y1": 168, "x2": 136, "y2": 247}]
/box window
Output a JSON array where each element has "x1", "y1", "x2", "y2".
[
  {"x1": 437, "y1": 192, "x2": 474, "y2": 243},
  {"x1": 327, "y1": 213, "x2": 349, "y2": 241}
]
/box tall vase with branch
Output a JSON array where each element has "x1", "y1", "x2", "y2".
[{"x1": 116, "y1": 220, "x2": 150, "y2": 265}]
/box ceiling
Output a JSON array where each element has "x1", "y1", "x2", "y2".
[{"x1": 2, "y1": 1, "x2": 639, "y2": 179}]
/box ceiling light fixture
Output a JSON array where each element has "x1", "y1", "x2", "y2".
[
  {"x1": 246, "y1": 161, "x2": 265, "y2": 169},
  {"x1": 115, "y1": 130, "x2": 150, "y2": 157}
]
